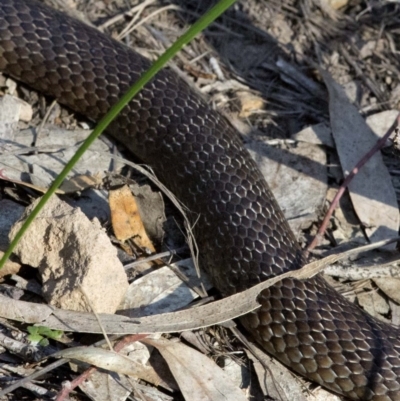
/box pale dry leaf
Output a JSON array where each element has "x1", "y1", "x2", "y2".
[
  {"x1": 0, "y1": 127, "x2": 124, "y2": 186},
  {"x1": 221, "y1": 356, "x2": 250, "y2": 390},
  {"x1": 145, "y1": 337, "x2": 247, "y2": 401},
  {"x1": 357, "y1": 287, "x2": 390, "y2": 322},
  {"x1": 245, "y1": 349, "x2": 307, "y2": 401},
  {"x1": 0, "y1": 294, "x2": 53, "y2": 324},
  {"x1": 0, "y1": 94, "x2": 28, "y2": 140},
  {"x1": 366, "y1": 110, "x2": 399, "y2": 141},
  {"x1": 325, "y1": 187, "x2": 365, "y2": 244},
  {"x1": 59, "y1": 173, "x2": 103, "y2": 193},
  {"x1": 4, "y1": 77, "x2": 17, "y2": 95},
  {"x1": 312, "y1": 387, "x2": 343, "y2": 401},
  {"x1": 321, "y1": 70, "x2": 399, "y2": 247},
  {"x1": 66, "y1": 343, "x2": 173, "y2": 393},
  {"x1": 0, "y1": 172, "x2": 65, "y2": 195},
  {"x1": 78, "y1": 369, "x2": 131, "y2": 401},
  {"x1": 123, "y1": 342, "x2": 176, "y2": 390},
  {"x1": 57, "y1": 347, "x2": 148, "y2": 378},
  {"x1": 15, "y1": 99, "x2": 32, "y2": 122},
  {"x1": 246, "y1": 140, "x2": 327, "y2": 236},
  {"x1": 1, "y1": 239, "x2": 394, "y2": 334},
  {"x1": 323, "y1": 249, "x2": 400, "y2": 281},
  {"x1": 373, "y1": 277, "x2": 400, "y2": 304},
  {"x1": 292, "y1": 110, "x2": 398, "y2": 149},
  {"x1": 389, "y1": 300, "x2": 400, "y2": 326},
  {"x1": 292, "y1": 122, "x2": 334, "y2": 147},
  {"x1": 119, "y1": 262, "x2": 211, "y2": 317}
]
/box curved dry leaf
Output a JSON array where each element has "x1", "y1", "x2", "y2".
[
  {"x1": 357, "y1": 285, "x2": 390, "y2": 323},
  {"x1": 56, "y1": 347, "x2": 147, "y2": 379},
  {"x1": 144, "y1": 338, "x2": 247, "y2": 401},
  {"x1": 245, "y1": 349, "x2": 307, "y2": 401},
  {"x1": 0, "y1": 239, "x2": 393, "y2": 334},
  {"x1": 366, "y1": 110, "x2": 399, "y2": 140},
  {"x1": 0, "y1": 294, "x2": 53, "y2": 324},
  {"x1": 321, "y1": 70, "x2": 399, "y2": 248},
  {"x1": 79, "y1": 369, "x2": 131, "y2": 401},
  {"x1": 374, "y1": 277, "x2": 400, "y2": 304},
  {"x1": 0, "y1": 127, "x2": 124, "y2": 187}
]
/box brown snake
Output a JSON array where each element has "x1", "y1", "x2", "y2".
[{"x1": 1, "y1": 1, "x2": 400, "y2": 399}]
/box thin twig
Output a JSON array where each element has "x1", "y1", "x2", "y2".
[{"x1": 307, "y1": 114, "x2": 400, "y2": 251}]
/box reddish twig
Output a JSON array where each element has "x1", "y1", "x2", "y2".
[
  {"x1": 55, "y1": 334, "x2": 148, "y2": 401},
  {"x1": 307, "y1": 114, "x2": 400, "y2": 252}
]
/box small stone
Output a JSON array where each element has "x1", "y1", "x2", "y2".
[{"x1": 10, "y1": 196, "x2": 128, "y2": 313}]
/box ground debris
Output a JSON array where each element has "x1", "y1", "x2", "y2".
[{"x1": 1, "y1": 0, "x2": 400, "y2": 400}]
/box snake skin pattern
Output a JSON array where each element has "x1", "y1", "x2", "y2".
[{"x1": 1, "y1": 1, "x2": 400, "y2": 399}]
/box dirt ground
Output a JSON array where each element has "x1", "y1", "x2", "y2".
[{"x1": 1, "y1": 0, "x2": 400, "y2": 400}]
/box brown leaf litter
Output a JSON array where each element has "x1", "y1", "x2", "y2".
[{"x1": 1, "y1": 0, "x2": 400, "y2": 400}]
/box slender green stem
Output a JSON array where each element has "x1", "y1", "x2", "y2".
[{"x1": 0, "y1": 0, "x2": 237, "y2": 269}]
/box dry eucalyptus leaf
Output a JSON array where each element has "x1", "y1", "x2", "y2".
[
  {"x1": 292, "y1": 110, "x2": 397, "y2": 149},
  {"x1": 0, "y1": 294, "x2": 53, "y2": 324},
  {"x1": 245, "y1": 349, "x2": 307, "y2": 401},
  {"x1": 389, "y1": 300, "x2": 400, "y2": 326},
  {"x1": 357, "y1": 287, "x2": 390, "y2": 323},
  {"x1": 0, "y1": 242, "x2": 372, "y2": 333},
  {"x1": 221, "y1": 357, "x2": 251, "y2": 391},
  {"x1": 109, "y1": 185, "x2": 155, "y2": 253},
  {"x1": 145, "y1": 338, "x2": 248, "y2": 401},
  {"x1": 0, "y1": 94, "x2": 30, "y2": 140},
  {"x1": 119, "y1": 260, "x2": 211, "y2": 318},
  {"x1": 59, "y1": 173, "x2": 102, "y2": 194},
  {"x1": 292, "y1": 122, "x2": 334, "y2": 147},
  {"x1": 0, "y1": 126, "x2": 123, "y2": 186},
  {"x1": 373, "y1": 277, "x2": 400, "y2": 304},
  {"x1": 79, "y1": 369, "x2": 131, "y2": 401},
  {"x1": 246, "y1": 140, "x2": 327, "y2": 236},
  {"x1": 3, "y1": 171, "x2": 100, "y2": 196},
  {"x1": 58, "y1": 346, "x2": 150, "y2": 378},
  {"x1": 366, "y1": 110, "x2": 399, "y2": 141},
  {"x1": 67, "y1": 342, "x2": 174, "y2": 394},
  {"x1": 321, "y1": 70, "x2": 398, "y2": 248}
]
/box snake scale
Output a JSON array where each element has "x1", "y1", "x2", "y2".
[{"x1": 1, "y1": 1, "x2": 400, "y2": 399}]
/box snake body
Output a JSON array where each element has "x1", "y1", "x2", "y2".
[{"x1": 1, "y1": 1, "x2": 400, "y2": 399}]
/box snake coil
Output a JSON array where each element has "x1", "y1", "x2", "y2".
[{"x1": 1, "y1": 1, "x2": 400, "y2": 399}]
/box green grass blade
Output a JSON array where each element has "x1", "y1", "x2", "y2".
[{"x1": 0, "y1": 0, "x2": 237, "y2": 269}]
